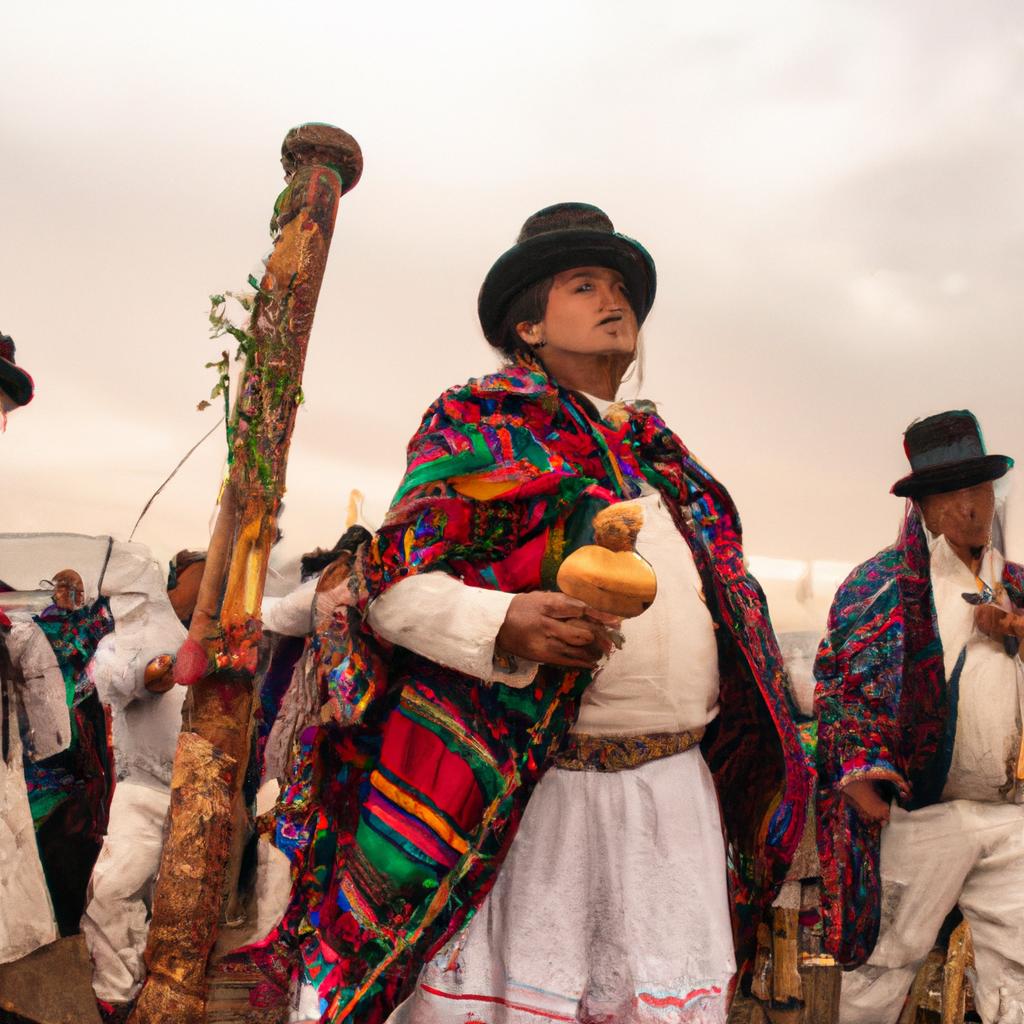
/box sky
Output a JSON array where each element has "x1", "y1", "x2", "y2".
[{"x1": 2, "y1": 0, "x2": 1022, "y2": 632}]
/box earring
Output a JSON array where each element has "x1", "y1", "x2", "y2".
[{"x1": 532, "y1": 336, "x2": 548, "y2": 350}]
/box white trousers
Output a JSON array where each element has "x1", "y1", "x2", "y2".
[
  {"x1": 81, "y1": 781, "x2": 169, "y2": 1004},
  {"x1": 840, "y1": 800, "x2": 1024, "y2": 1024}
]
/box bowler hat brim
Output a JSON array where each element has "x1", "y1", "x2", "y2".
[
  {"x1": 478, "y1": 229, "x2": 657, "y2": 342},
  {"x1": 0, "y1": 359, "x2": 33, "y2": 407},
  {"x1": 892, "y1": 454, "x2": 1013, "y2": 498}
]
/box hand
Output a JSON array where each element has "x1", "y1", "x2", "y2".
[
  {"x1": 841, "y1": 779, "x2": 891, "y2": 824},
  {"x1": 144, "y1": 654, "x2": 176, "y2": 693},
  {"x1": 496, "y1": 592, "x2": 622, "y2": 669},
  {"x1": 975, "y1": 603, "x2": 1024, "y2": 640}
]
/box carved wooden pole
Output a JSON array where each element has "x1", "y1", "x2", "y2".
[{"x1": 131, "y1": 123, "x2": 362, "y2": 1024}]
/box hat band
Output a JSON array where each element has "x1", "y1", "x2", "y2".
[{"x1": 910, "y1": 435, "x2": 985, "y2": 472}]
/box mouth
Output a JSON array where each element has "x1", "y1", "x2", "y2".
[{"x1": 598, "y1": 315, "x2": 623, "y2": 327}]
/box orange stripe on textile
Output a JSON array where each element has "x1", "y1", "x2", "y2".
[
  {"x1": 369, "y1": 772, "x2": 469, "y2": 854},
  {"x1": 379, "y1": 709, "x2": 484, "y2": 831}
]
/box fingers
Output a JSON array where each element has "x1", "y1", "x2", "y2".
[
  {"x1": 542, "y1": 593, "x2": 590, "y2": 619},
  {"x1": 542, "y1": 592, "x2": 622, "y2": 625},
  {"x1": 542, "y1": 640, "x2": 605, "y2": 668},
  {"x1": 497, "y1": 591, "x2": 622, "y2": 668},
  {"x1": 579, "y1": 607, "x2": 623, "y2": 629}
]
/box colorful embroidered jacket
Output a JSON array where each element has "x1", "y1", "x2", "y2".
[
  {"x1": 814, "y1": 510, "x2": 1024, "y2": 966},
  {"x1": 247, "y1": 365, "x2": 813, "y2": 1022},
  {"x1": 23, "y1": 598, "x2": 114, "y2": 828}
]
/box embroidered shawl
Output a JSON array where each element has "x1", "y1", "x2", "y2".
[
  {"x1": 23, "y1": 598, "x2": 114, "y2": 826},
  {"x1": 815, "y1": 509, "x2": 1024, "y2": 966},
  {"x1": 244, "y1": 365, "x2": 812, "y2": 1021}
]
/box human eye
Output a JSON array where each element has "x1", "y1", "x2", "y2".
[{"x1": 574, "y1": 281, "x2": 594, "y2": 293}]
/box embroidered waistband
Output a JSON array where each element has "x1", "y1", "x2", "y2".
[{"x1": 551, "y1": 728, "x2": 705, "y2": 773}]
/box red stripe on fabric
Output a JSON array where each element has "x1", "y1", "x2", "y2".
[
  {"x1": 420, "y1": 985, "x2": 576, "y2": 1022},
  {"x1": 364, "y1": 791, "x2": 459, "y2": 867},
  {"x1": 636, "y1": 987, "x2": 722, "y2": 1009},
  {"x1": 379, "y1": 710, "x2": 483, "y2": 831}
]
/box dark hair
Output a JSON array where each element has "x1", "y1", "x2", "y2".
[
  {"x1": 488, "y1": 277, "x2": 554, "y2": 359},
  {"x1": 167, "y1": 549, "x2": 206, "y2": 590},
  {"x1": 300, "y1": 524, "x2": 372, "y2": 582}
]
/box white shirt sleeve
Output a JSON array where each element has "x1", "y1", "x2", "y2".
[
  {"x1": 94, "y1": 546, "x2": 186, "y2": 708},
  {"x1": 366, "y1": 573, "x2": 539, "y2": 688},
  {"x1": 263, "y1": 577, "x2": 318, "y2": 637},
  {"x1": 7, "y1": 620, "x2": 71, "y2": 760}
]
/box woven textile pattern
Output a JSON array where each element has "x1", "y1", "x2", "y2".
[
  {"x1": 239, "y1": 364, "x2": 812, "y2": 1022},
  {"x1": 23, "y1": 598, "x2": 114, "y2": 827}
]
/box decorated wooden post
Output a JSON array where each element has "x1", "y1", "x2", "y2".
[{"x1": 130, "y1": 123, "x2": 362, "y2": 1024}]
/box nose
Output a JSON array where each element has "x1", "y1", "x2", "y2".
[{"x1": 600, "y1": 281, "x2": 623, "y2": 309}]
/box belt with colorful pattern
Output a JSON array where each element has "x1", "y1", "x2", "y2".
[{"x1": 551, "y1": 728, "x2": 705, "y2": 773}]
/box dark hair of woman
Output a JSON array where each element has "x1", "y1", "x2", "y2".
[{"x1": 489, "y1": 277, "x2": 554, "y2": 359}]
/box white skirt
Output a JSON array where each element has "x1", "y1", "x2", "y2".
[{"x1": 393, "y1": 746, "x2": 736, "y2": 1024}]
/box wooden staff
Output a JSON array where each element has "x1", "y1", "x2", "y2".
[{"x1": 130, "y1": 123, "x2": 362, "y2": 1024}]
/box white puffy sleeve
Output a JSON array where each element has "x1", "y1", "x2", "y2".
[
  {"x1": 92, "y1": 545, "x2": 186, "y2": 709},
  {"x1": 366, "y1": 573, "x2": 539, "y2": 688},
  {"x1": 7, "y1": 620, "x2": 70, "y2": 760}
]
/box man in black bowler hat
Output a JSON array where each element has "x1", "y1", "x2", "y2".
[{"x1": 815, "y1": 409, "x2": 1024, "y2": 1024}]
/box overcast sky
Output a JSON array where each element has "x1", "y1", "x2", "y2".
[{"x1": 2, "y1": 0, "x2": 1022, "y2": 631}]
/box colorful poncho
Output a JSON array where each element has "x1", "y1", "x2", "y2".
[
  {"x1": 814, "y1": 509, "x2": 1024, "y2": 966},
  {"x1": 23, "y1": 598, "x2": 114, "y2": 826},
  {"x1": 246, "y1": 364, "x2": 812, "y2": 1021}
]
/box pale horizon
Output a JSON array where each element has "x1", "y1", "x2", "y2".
[{"x1": 3, "y1": 0, "x2": 1022, "y2": 634}]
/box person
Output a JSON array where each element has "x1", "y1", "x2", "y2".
[
  {"x1": 0, "y1": 598, "x2": 70, "y2": 964},
  {"x1": 252, "y1": 203, "x2": 811, "y2": 1024},
  {"x1": 0, "y1": 333, "x2": 69, "y2": 965},
  {"x1": 814, "y1": 409, "x2": 1024, "y2": 1024},
  {"x1": 22, "y1": 568, "x2": 116, "y2": 936},
  {"x1": 80, "y1": 542, "x2": 188, "y2": 1020}
]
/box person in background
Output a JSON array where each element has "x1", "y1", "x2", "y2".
[
  {"x1": 82, "y1": 544, "x2": 189, "y2": 1023},
  {"x1": 23, "y1": 568, "x2": 115, "y2": 936},
  {"x1": 815, "y1": 410, "x2": 1024, "y2": 1024}
]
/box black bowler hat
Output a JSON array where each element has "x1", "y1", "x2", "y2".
[
  {"x1": 892, "y1": 410, "x2": 1013, "y2": 498},
  {"x1": 477, "y1": 203, "x2": 657, "y2": 343},
  {"x1": 0, "y1": 333, "x2": 34, "y2": 407}
]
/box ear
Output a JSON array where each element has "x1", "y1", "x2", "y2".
[{"x1": 515, "y1": 320, "x2": 543, "y2": 347}]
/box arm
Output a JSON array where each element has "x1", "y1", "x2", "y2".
[
  {"x1": 814, "y1": 575, "x2": 910, "y2": 823},
  {"x1": 7, "y1": 619, "x2": 71, "y2": 760},
  {"x1": 263, "y1": 577, "x2": 319, "y2": 637},
  {"x1": 366, "y1": 574, "x2": 620, "y2": 685},
  {"x1": 92, "y1": 545, "x2": 186, "y2": 708},
  {"x1": 367, "y1": 573, "x2": 538, "y2": 687}
]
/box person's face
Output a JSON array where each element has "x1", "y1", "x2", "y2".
[
  {"x1": 169, "y1": 560, "x2": 205, "y2": 624},
  {"x1": 51, "y1": 570, "x2": 84, "y2": 611},
  {"x1": 517, "y1": 266, "x2": 638, "y2": 357},
  {"x1": 918, "y1": 481, "x2": 995, "y2": 557}
]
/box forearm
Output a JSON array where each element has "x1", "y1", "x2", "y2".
[{"x1": 366, "y1": 573, "x2": 539, "y2": 687}]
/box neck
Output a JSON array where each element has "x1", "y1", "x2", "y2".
[
  {"x1": 535, "y1": 350, "x2": 632, "y2": 401},
  {"x1": 945, "y1": 539, "x2": 985, "y2": 573}
]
